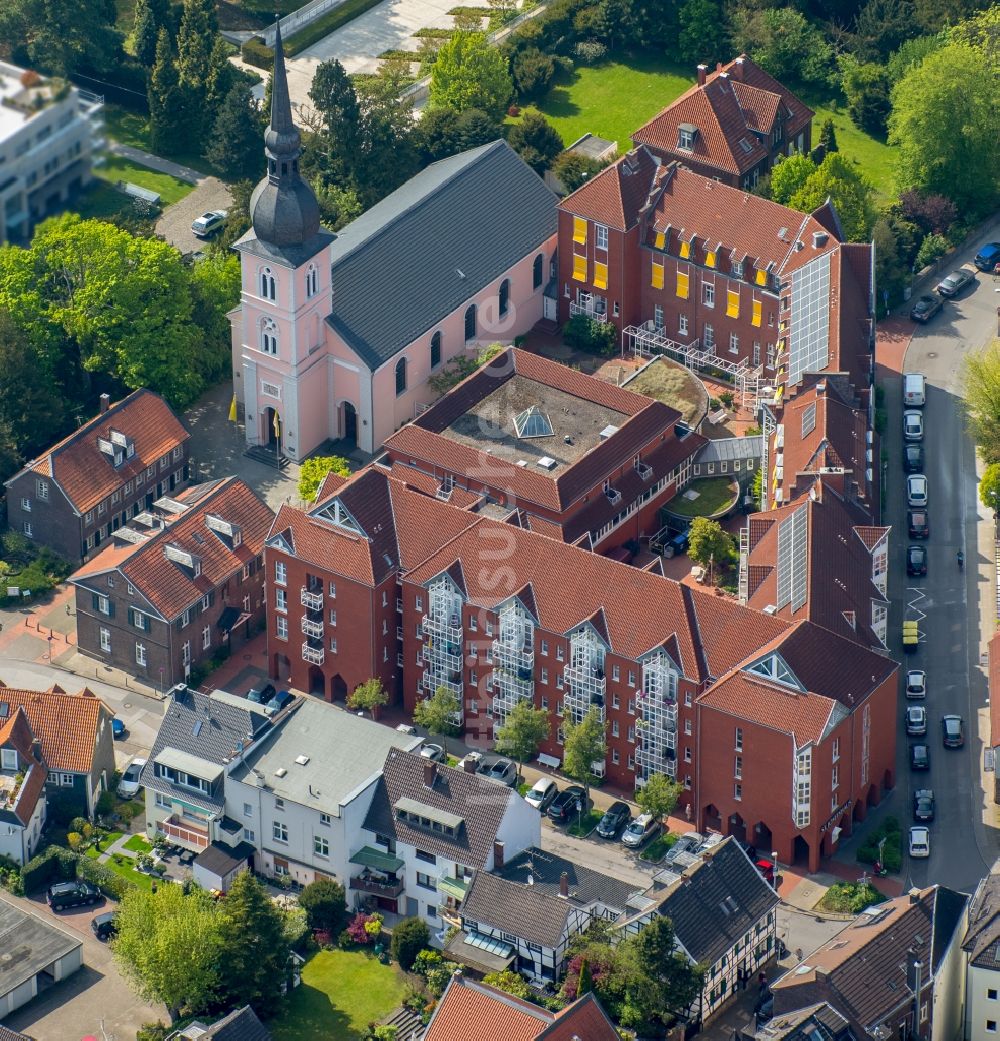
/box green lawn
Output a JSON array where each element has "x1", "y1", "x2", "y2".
[
  {"x1": 511, "y1": 54, "x2": 693, "y2": 151},
  {"x1": 639, "y1": 831, "x2": 679, "y2": 863},
  {"x1": 94, "y1": 156, "x2": 194, "y2": 207},
  {"x1": 665, "y1": 476, "x2": 739, "y2": 518},
  {"x1": 123, "y1": 834, "x2": 153, "y2": 854},
  {"x1": 86, "y1": 845, "x2": 157, "y2": 891},
  {"x1": 83, "y1": 830, "x2": 123, "y2": 854},
  {"x1": 74, "y1": 181, "x2": 131, "y2": 221},
  {"x1": 272, "y1": 949, "x2": 408, "y2": 1041},
  {"x1": 566, "y1": 809, "x2": 603, "y2": 838},
  {"x1": 802, "y1": 95, "x2": 897, "y2": 198},
  {"x1": 102, "y1": 105, "x2": 224, "y2": 180}
]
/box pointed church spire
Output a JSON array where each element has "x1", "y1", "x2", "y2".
[{"x1": 268, "y1": 19, "x2": 295, "y2": 143}]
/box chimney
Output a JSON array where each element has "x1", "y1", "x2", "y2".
[
  {"x1": 463, "y1": 756, "x2": 478, "y2": 773},
  {"x1": 716, "y1": 62, "x2": 723, "y2": 73},
  {"x1": 423, "y1": 761, "x2": 437, "y2": 789},
  {"x1": 812, "y1": 230, "x2": 829, "y2": 249},
  {"x1": 559, "y1": 871, "x2": 569, "y2": 897},
  {"x1": 32, "y1": 738, "x2": 43, "y2": 762},
  {"x1": 733, "y1": 56, "x2": 744, "y2": 81},
  {"x1": 815, "y1": 966, "x2": 829, "y2": 980},
  {"x1": 99, "y1": 393, "x2": 110, "y2": 414},
  {"x1": 493, "y1": 840, "x2": 504, "y2": 869},
  {"x1": 909, "y1": 886, "x2": 921, "y2": 905},
  {"x1": 697, "y1": 64, "x2": 707, "y2": 86}
]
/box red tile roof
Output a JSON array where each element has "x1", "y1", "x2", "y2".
[
  {"x1": 556, "y1": 146, "x2": 665, "y2": 231},
  {"x1": 990, "y1": 632, "x2": 1000, "y2": 749},
  {"x1": 13, "y1": 389, "x2": 189, "y2": 514},
  {"x1": 385, "y1": 462, "x2": 483, "y2": 510},
  {"x1": 539, "y1": 994, "x2": 621, "y2": 1040},
  {"x1": 0, "y1": 707, "x2": 48, "y2": 826},
  {"x1": 0, "y1": 685, "x2": 112, "y2": 773},
  {"x1": 70, "y1": 477, "x2": 274, "y2": 620}
]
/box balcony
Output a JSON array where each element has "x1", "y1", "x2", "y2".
[
  {"x1": 563, "y1": 664, "x2": 606, "y2": 697},
  {"x1": 422, "y1": 644, "x2": 463, "y2": 671},
  {"x1": 302, "y1": 642, "x2": 325, "y2": 665},
  {"x1": 423, "y1": 614, "x2": 462, "y2": 642},
  {"x1": 636, "y1": 462, "x2": 653, "y2": 481},
  {"x1": 570, "y1": 298, "x2": 607, "y2": 323},
  {"x1": 422, "y1": 672, "x2": 462, "y2": 697},
  {"x1": 350, "y1": 874, "x2": 404, "y2": 898},
  {"x1": 492, "y1": 639, "x2": 533, "y2": 672},
  {"x1": 301, "y1": 587, "x2": 323, "y2": 610},
  {"x1": 160, "y1": 815, "x2": 209, "y2": 851},
  {"x1": 301, "y1": 616, "x2": 324, "y2": 639},
  {"x1": 605, "y1": 487, "x2": 622, "y2": 506}
]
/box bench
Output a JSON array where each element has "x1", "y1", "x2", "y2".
[
  {"x1": 537, "y1": 753, "x2": 561, "y2": 769},
  {"x1": 708, "y1": 408, "x2": 727, "y2": 424},
  {"x1": 117, "y1": 180, "x2": 161, "y2": 206}
]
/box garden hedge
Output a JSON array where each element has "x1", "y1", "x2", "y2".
[
  {"x1": 21, "y1": 845, "x2": 76, "y2": 894},
  {"x1": 242, "y1": 37, "x2": 274, "y2": 71},
  {"x1": 76, "y1": 855, "x2": 134, "y2": 900}
]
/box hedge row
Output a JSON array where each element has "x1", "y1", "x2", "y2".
[
  {"x1": 77, "y1": 855, "x2": 134, "y2": 900},
  {"x1": 21, "y1": 843, "x2": 134, "y2": 900},
  {"x1": 241, "y1": 37, "x2": 274, "y2": 71}
]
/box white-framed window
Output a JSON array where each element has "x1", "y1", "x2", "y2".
[
  {"x1": 260, "y1": 267, "x2": 276, "y2": 300},
  {"x1": 182, "y1": 641, "x2": 191, "y2": 666},
  {"x1": 260, "y1": 317, "x2": 278, "y2": 355},
  {"x1": 85, "y1": 510, "x2": 94, "y2": 524},
  {"x1": 135, "y1": 642, "x2": 146, "y2": 666},
  {"x1": 36, "y1": 479, "x2": 48, "y2": 500},
  {"x1": 732, "y1": 259, "x2": 744, "y2": 278},
  {"x1": 678, "y1": 127, "x2": 694, "y2": 149},
  {"x1": 595, "y1": 224, "x2": 609, "y2": 251},
  {"x1": 314, "y1": 836, "x2": 329, "y2": 857},
  {"x1": 98, "y1": 502, "x2": 106, "y2": 515},
  {"x1": 96, "y1": 594, "x2": 110, "y2": 616},
  {"x1": 272, "y1": 821, "x2": 288, "y2": 843},
  {"x1": 678, "y1": 314, "x2": 688, "y2": 336},
  {"x1": 100, "y1": 628, "x2": 111, "y2": 652},
  {"x1": 23, "y1": 521, "x2": 33, "y2": 538},
  {"x1": 734, "y1": 755, "x2": 742, "y2": 778},
  {"x1": 201, "y1": 594, "x2": 210, "y2": 610},
  {"x1": 319, "y1": 812, "x2": 331, "y2": 826},
  {"x1": 275, "y1": 561, "x2": 287, "y2": 584},
  {"x1": 0, "y1": 748, "x2": 16, "y2": 770},
  {"x1": 704, "y1": 324, "x2": 715, "y2": 349},
  {"x1": 703, "y1": 282, "x2": 715, "y2": 307},
  {"x1": 729, "y1": 332, "x2": 739, "y2": 353},
  {"x1": 20, "y1": 498, "x2": 31, "y2": 512},
  {"x1": 735, "y1": 726, "x2": 743, "y2": 751},
  {"x1": 202, "y1": 625, "x2": 211, "y2": 650},
  {"x1": 244, "y1": 828, "x2": 255, "y2": 842},
  {"x1": 275, "y1": 588, "x2": 287, "y2": 613},
  {"x1": 276, "y1": 616, "x2": 288, "y2": 640},
  {"x1": 734, "y1": 782, "x2": 742, "y2": 801},
  {"x1": 832, "y1": 737, "x2": 840, "y2": 762},
  {"x1": 181, "y1": 608, "x2": 191, "y2": 627},
  {"x1": 60, "y1": 772, "x2": 74, "y2": 786}
]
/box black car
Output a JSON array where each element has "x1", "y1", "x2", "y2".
[
  {"x1": 903, "y1": 444, "x2": 924, "y2": 474},
  {"x1": 910, "y1": 743, "x2": 930, "y2": 770},
  {"x1": 265, "y1": 689, "x2": 294, "y2": 715},
  {"x1": 909, "y1": 294, "x2": 943, "y2": 323},
  {"x1": 936, "y1": 268, "x2": 976, "y2": 297},
  {"x1": 247, "y1": 683, "x2": 276, "y2": 704},
  {"x1": 913, "y1": 788, "x2": 935, "y2": 822},
  {"x1": 547, "y1": 784, "x2": 587, "y2": 823},
  {"x1": 91, "y1": 910, "x2": 118, "y2": 941},
  {"x1": 47, "y1": 880, "x2": 102, "y2": 911},
  {"x1": 596, "y1": 801, "x2": 632, "y2": 839},
  {"x1": 906, "y1": 544, "x2": 927, "y2": 576},
  {"x1": 942, "y1": 714, "x2": 964, "y2": 748},
  {"x1": 908, "y1": 509, "x2": 929, "y2": 539}
]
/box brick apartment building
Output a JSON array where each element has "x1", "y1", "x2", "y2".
[
  {"x1": 382, "y1": 348, "x2": 705, "y2": 552},
  {"x1": 631, "y1": 55, "x2": 813, "y2": 191},
  {"x1": 4, "y1": 390, "x2": 191, "y2": 566},
  {"x1": 70, "y1": 477, "x2": 273, "y2": 690}
]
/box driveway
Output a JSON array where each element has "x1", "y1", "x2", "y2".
[
  {"x1": 155, "y1": 177, "x2": 233, "y2": 255},
  {"x1": 0, "y1": 891, "x2": 165, "y2": 1041}
]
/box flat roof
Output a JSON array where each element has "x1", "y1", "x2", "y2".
[
  {"x1": 440, "y1": 374, "x2": 628, "y2": 470},
  {"x1": 0, "y1": 899, "x2": 81, "y2": 997}
]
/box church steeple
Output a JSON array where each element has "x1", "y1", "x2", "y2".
[{"x1": 249, "y1": 20, "x2": 321, "y2": 250}]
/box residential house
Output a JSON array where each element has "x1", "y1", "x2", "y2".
[
  {"x1": 423, "y1": 972, "x2": 621, "y2": 1041},
  {"x1": 226, "y1": 698, "x2": 421, "y2": 891},
  {"x1": 454, "y1": 846, "x2": 644, "y2": 981},
  {"x1": 631, "y1": 55, "x2": 813, "y2": 190},
  {"x1": 962, "y1": 874, "x2": 1000, "y2": 1041},
  {"x1": 0, "y1": 708, "x2": 47, "y2": 865},
  {"x1": 166, "y1": 1006, "x2": 270, "y2": 1041},
  {"x1": 772, "y1": 886, "x2": 969, "y2": 1041},
  {"x1": 0, "y1": 683, "x2": 115, "y2": 817},
  {"x1": 757, "y1": 1003, "x2": 855, "y2": 1041},
  {"x1": 359, "y1": 750, "x2": 541, "y2": 930},
  {"x1": 230, "y1": 24, "x2": 558, "y2": 460},
  {"x1": 989, "y1": 635, "x2": 1000, "y2": 806},
  {"x1": 4, "y1": 389, "x2": 190, "y2": 566},
  {"x1": 70, "y1": 476, "x2": 273, "y2": 688}
]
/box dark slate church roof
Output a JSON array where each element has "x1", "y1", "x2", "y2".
[{"x1": 324, "y1": 140, "x2": 558, "y2": 371}]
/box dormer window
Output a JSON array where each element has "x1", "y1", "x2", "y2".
[{"x1": 678, "y1": 124, "x2": 696, "y2": 150}]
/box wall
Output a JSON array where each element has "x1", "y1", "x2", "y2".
[
  {"x1": 931, "y1": 900, "x2": 969, "y2": 1041},
  {"x1": 965, "y1": 965, "x2": 1000, "y2": 1041},
  {"x1": 6, "y1": 474, "x2": 81, "y2": 564}
]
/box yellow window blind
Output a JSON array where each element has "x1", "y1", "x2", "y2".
[
  {"x1": 751, "y1": 299, "x2": 762, "y2": 327},
  {"x1": 654, "y1": 230, "x2": 666, "y2": 250},
  {"x1": 676, "y1": 270, "x2": 690, "y2": 299},
  {"x1": 651, "y1": 260, "x2": 665, "y2": 289},
  {"x1": 680, "y1": 240, "x2": 691, "y2": 259},
  {"x1": 706, "y1": 250, "x2": 716, "y2": 268},
  {"x1": 573, "y1": 217, "x2": 587, "y2": 244},
  {"x1": 594, "y1": 261, "x2": 608, "y2": 290},
  {"x1": 726, "y1": 289, "x2": 739, "y2": 318},
  {"x1": 755, "y1": 267, "x2": 767, "y2": 286},
  {"x1": 572, "y1": 253, "x2": 587, "y2": 281}
]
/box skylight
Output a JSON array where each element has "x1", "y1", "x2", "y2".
[{"x1": 512, "y1": 405, "x2": 554, "y2": 440}]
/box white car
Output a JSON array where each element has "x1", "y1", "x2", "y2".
[
  {"x1": 906, "y1": 670, "x2": 926, "y2": 699},
  {"x1": 117, "y1": 757, "x2": 147, "y2": 798},
  {"x1": 903, "y1": 410, "x2": 924, "y2": 442},
  {"x1": 907, "y1": 474, "x2": 928, "y2": 507},
  {"x1": 905, "y1": 705, "x2": 927, "y2": 736},
  {"x1": 191, "y1": 209, "x2": 228, "y2": 237},
  {"x1": 524, "y1": 777, "x2": 558, "y2": 811},
  {"x1": 908, "y1": 825, "x2": 930, "y2": 859}
]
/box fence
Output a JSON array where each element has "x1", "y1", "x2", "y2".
[{"x1": 262, "y1": 0, "x2": 346, "y2": 45}]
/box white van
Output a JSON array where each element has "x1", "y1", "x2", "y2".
[{"x1": 903, "y1": 373, "x2": 926, "y2": 408}]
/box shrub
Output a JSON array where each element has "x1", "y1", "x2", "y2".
[
  {"x1": 347, "y1": 911, "x2": 382, "y2": 945},
  {"x1": 390, "y1": 917, "x2": 431, "y2": 970},
  {"x1": 511, "y1": 46, "x2": 556, "y2": 99},
  {"x1": 900, "y1": 190, "x2": 958, "y2": 236},
  {"x1": 67, "y1": 832, "x2": 84, "y2": 851},
  {"x1": 76, "y1": 854, "x2": 134, "y2": 899},
  {"x1": 136, "y1": 1025, "x2": 170, "y2": 1041},
  {"x1": 338, "y1": 929, "x2": 354, "y2": 950},
  {"x1": 915, "y1": 232, "x2": 949, "y2": 270},
  {"x1": 300, "y1": 878, "x2": 347, "y2": 935},
  {"x1": 719, "y1": 390, "x2": 735, "y2": 408},
  {"x1": 96, "y1": 790, "x2": 115, "y2": 817},
  {"x1": 562, "y1": 314, "x2": 618, "y2": 355},
  {"x1": 21, "y1": 844, "x2": 76, "y2": 894},
  {"x1": 241, "y1": 37, "x2": 274, "y2": 71},
  {"x1": 573, "y1": 40, "x2": 606, "y2": 64}
]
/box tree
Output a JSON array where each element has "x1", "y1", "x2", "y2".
[
  {"x1": 299, "y1": 878, "x2": 347, "y2": 935},
  {"x1": 511, "y1": 47, "x2": 556, "y2": 99},
  {"x1": 217, "y1": 872, "x2": 291, "y2": 1017},
  {"x1": 552, "y1": 151, "x2": 612, "y2": 193},
  {"x1": 577, "y1": 956, "x2": 593, "y2": 996},
  {"x1": 731, "y1": 8, "x2": 834, "y2": 88},
  {"x1": 635, "y1": 771, "x2": 683, "y2": 826},
  {"x1": 768, "y1": 152, "x2": 815, "y2": 205},
  {"x1": 308, "y1": 58, "x2": 363, "y2": 185},
  {"x1": 840, "y1": 58, "x2": 891, "y2": 136},
  {"x1": 149, "y1": 29, "x2": 185, "y2": 154},
  {"x1": 482, "y1": 969, "x2": 532, "y2": 998},
  {"x1": 872, "y1": 217, "x2": 907, "y2": 308},
  {"x1": 562, "y1": 705, "x2": 607, "y2": 804},
  {"x1": 176, "y1": 0, "x2": 216, "y2": 92},
  {"x1": 818, "y1": 117, "x2": 838, "y2": 154},
  {"x1": 298, "y1": 455, "x2": 352, "y2": 501},
  {"x1": 390, "y1": 916, "x2": 430, "y2": 971},
  {"x1": 676, "y1": 0, "x2": 727, "y2": 66},
  {"x1": 687, "y1": 517, "x2": 736, "y2": 572},
  {"x1": 413, "y1": 685, "x2": 462, "y2": 749},
  {"x1": 899, "y1": 190, "x2": 958, "y2": 236},
  {"x1": 313, "y1": 180, "x2": 363, "y2": 231},
  {"x1": 626, "y1": 915, "x2": 704, "y2": 1021},
  {"x1": 963, "y1": 341, "x2": 1000, "y2": 464},
  {"x1": 0, "y1": 0, "x2": 121, "y2": 78},
  {"x1": 132, "y1": 0, "x2": 162, "y2": 67},
  {"x1": 347, "y1": 677, "x2": 390, "y2": 718},
  {"x1": 850, "y1": 0, "x2": 916, "y2": 63},
  {"x1": 507, "y1": 112, "x2": 563, "y2": 175},
  {"x1": 981, "y1": 464, "x2": 1000, "y2": 512},
  {"x1": 495, "y1": 699, "x2": 550, "y2": 779},
  {"x1": 206, "y1": 82, "x2": 262, "y2": 180},
  {"x1": 889, "y1": 42, "x2": 999, "y2": 216},
  {"x1": 113, "y1": 883, "x2": 223, "y2": 1017},
  {"x1": 429, "y1": 31, "x2": 514, "y2": 122},
  {"x1": 789, "y1": 152, "x2": 877, "y2": 241}
]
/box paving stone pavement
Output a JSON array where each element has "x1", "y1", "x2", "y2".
[{"x1": 155, "y1": 176, "x2": 233, "y2": 255}]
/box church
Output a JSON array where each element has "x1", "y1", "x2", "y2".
[{"x1": 230, "y1": 25, "x2": 559, "y2": 459}]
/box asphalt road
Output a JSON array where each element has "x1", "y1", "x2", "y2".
[{"x1": 888, "y1": 238, "x2": 1000, "y2": 893}]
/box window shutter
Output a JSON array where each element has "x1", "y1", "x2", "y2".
[
  {"x1": 654, "y1": 230, "x2": 666, "y2": 250},
  {"x1": 651, "y1": 260, "x2": 664, "y2": 290},
  {"x1": 572, "y1": 217, "x2": 587, "y2": 244},
  {"x1": 680, "y1": 240, "x2": 691, "y2": 260},
  {"x1": 676, "y1": 271, "x2": 689, "y2": 299},
  {"x1": 755, "y1": 268, "x2": 767, "y2": 286},
  {"x1": 593, "y1": 262, "x2": 608, "y2": 290},
  {"x1": 751, "y1": 300, "x2": 762, "y2": 327},
  {"x1": 727, "y1": 289, "x2": 740, "y2": 318},
  {"x1": 107, "y1": 601, "x2": 115, "y2": 619},
  {"x1": 572, "y1": 254, "x2": 587, "y2": 282}
]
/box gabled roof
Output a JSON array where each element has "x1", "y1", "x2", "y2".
[
  {"x1": 363, "y1": 750, "x2": 524, "y2": 867},
  {"x1": 758, "y1": 1002, "x2": 855, "y2": 1041},
  {"x1": 6, "y1": 389, "x2": 189, "y2": 514},
  {"x1": 557, "y1": 145, "x2": 665, "y2": 231},
  {"x1": 70, "y1": 477, "x2": 274, "y2": 620},
  {"x1": 0, "y1": 684, "x2": 113, "y2": 773},
  {"x1": 182, "y1": 1006, "x2": 271, "y2": 1041},
  {"x1": 963, "y1": 874, "x2": 1000, "y2": 970},
  {"x1": 499, "y1": 845, "x2": 642, "y2": 910},
  {"x1": 538, "y1": 993, "x2": 622, "y2": 1040},
  {"x1": 325, "y1": 140, "x2": 557, "y2": 370}
]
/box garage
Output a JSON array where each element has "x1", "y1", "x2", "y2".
[{"x1": 0, "y1": 899, "x2": 83, "y2": 1018}]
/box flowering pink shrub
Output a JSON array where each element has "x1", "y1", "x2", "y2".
[{"x1": 347, "y1": 912, "x2": 383, "y2": 945}]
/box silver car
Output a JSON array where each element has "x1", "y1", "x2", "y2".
[
  {"x1": 903, "y1": 410, "x2": 923, "y2": 442},
  {"x1": 905, "y1": 705, "x2": 927, "y2": 736},
  {"x1": 907, "y1": 474, "x2": 928, "y2": 507}
]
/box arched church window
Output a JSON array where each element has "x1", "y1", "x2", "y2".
[
  {"x1": 260, "y1": 317, "x2": 278, "y2": 355},
  {"x1": 260, "y1": 268, "x2": 276, "y2": 301}
]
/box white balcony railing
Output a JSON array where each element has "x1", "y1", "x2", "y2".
[
  {"x1": 570, "y1": 300, "x2": 607, "y2": 323},
  {"x1": 301, "y1": 616, "x2": 324, "y2": 639},
  {"x1": 606, "y1": 488, "x2": 622, "y2": 506},
  {"x1": 302, "y1": 642, "x2": 325, "y2": 665},
  {"x1": 635, "y1": 462, "x2": 653, "y2": 480},
  {"x1": 301, "y1": 587, "x2": 323, "y2": 610}
]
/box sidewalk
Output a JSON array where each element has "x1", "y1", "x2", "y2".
[{"x1": 108, "y1": 141, "x2": 204, "y2": 185}]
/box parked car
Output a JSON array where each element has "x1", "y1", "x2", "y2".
[
  {"x1": 596, "y1": 801, "x2": 632, "y2": 839},
  {"x1": 913, "y1": 788, "x2": 935, "y2": 822},
  {"x1": 111, "y1": 717, "x2": 125, "y2": 739},
  {"x1": 906, "y1": 669, "x2": 926, "y2": 699},
  {"x1": 117, "y1": 756, "x2": 147, "y2": 798},
  {"x1": 974, "y1": 242, "x2": 1000, "y2": 272},
  {"x1": 908, "y1": 509, "x2": 929, "y2": 539},
  {"x1": 910, "y1": 743, "x2": 930, "y2": 770},
  {"x1": 755, "y1": 993, "x2": 775, "y2": 1027},
  {"x1": 905, "y1": 705, "x2": 927, "y2": 737},
  {"x1": 419, "y1": 743, "x2": 446, "y2": 763},
  {"x1": 483, "y1": 758, "x2": 518, "y2": 787},
  {"x1": 909, "y1": 294, "x2": 943, "y2": 323},
  {"x1": 622, "y1": 813, "x2": 661, "y2": 849},
  {"x1": 942, "y1": 714, "x2": 964, "y2": 748},
  {"x1": 265, "y1": 689, "x2": 293, "y2": 715},
  {"x1": 91, "y1": 911, "x2": 118, "y2": 941},
  {"x1": 907, "y1": 474, "x2": 928, "y2": 507},
  {"x1": 547, "y1": 784, "x2": 587, "y2": 823},
  {"x1": 908, "y1": 826, "x2": 930, "y2": 859},
  {"x1": 48, "y1": 880, "x2": 102, "y2": 911},
  {"x1": 906, "y1": 544, "x2": 927, "y2": 577},
  {"x1": 247, "y1": 683, "x2": 276, "y2": 704},
  {"x1": 936, "y1": 267, "x2": 976, "y2": 297},
  {"x1": 191, "y1": 209, "x2": 228, "y2": 237},
  {"x1": 903, "y1": 445, "x2": 924, "y2": 474},
  {"x1": 524, "y1": 777, "x2": 558, "y2": 811},
  {"x1": 903, "y1": 410, "x2": 924, "y2": 442}
]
